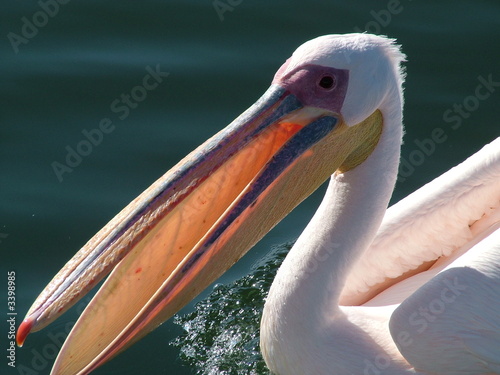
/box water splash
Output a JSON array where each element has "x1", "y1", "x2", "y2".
[{"x1": 172, "y1": 242, "x2": 292, "y2": 375}]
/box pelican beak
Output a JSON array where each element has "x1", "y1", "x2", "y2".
[{"x1": 18, "y1": 83, "x2": 382, "y2": 375}]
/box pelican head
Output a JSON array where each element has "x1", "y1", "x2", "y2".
[{"x1": 19, "y1": 34, "x2": 407, "y2": 374}]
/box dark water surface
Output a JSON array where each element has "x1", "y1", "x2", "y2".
[{"x1": 2, "y1": 1, "x2": 499, "y2": 374}]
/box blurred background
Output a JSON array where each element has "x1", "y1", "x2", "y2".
[{"x1": 1, "y1": 1, "x2": 499, "y2": 374}]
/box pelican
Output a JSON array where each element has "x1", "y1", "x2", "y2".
[{"x1": 18, "y1": 34, "x2": 500, "y2": 375}]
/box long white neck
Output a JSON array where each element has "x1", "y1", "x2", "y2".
[{"x1": 261, "y1": 94, "x2": 404, "y2": 374}]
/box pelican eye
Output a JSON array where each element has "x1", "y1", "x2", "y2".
[{"x1": 318, "y1": 75, "x2": 336, "y2": 90}]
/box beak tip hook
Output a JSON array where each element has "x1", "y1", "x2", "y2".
[{"x1": 17, "y1": 317, "x2": 34, "y2": 347}]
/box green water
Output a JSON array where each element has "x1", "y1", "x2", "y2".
[{"x1": 2, "y1": 1, "x2": 499, "y2": 374}]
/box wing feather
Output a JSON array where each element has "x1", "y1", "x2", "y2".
[
  {"x1": 389, "y1": 228, "x2": 500, "y2": 375},
  {"x1": 341, "y1": 137, "x2": 500, "y2": 305}
]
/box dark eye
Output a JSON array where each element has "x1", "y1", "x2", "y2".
[{"x1": 318, "y1": 75, "x2": 336, "y2": 90}]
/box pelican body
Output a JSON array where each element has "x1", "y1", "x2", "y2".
[{"x1": 18, "y1": 34, "x2": 500, "y2": 375}]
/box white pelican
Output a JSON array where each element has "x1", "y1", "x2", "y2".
[{"x1": 18, "y1": 34, "x2": 500, "y2": 375}]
